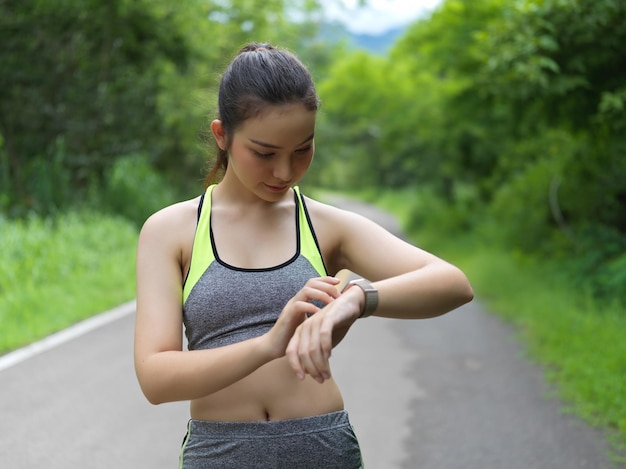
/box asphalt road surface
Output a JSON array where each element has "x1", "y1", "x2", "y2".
[{"x1": 0, "y1": 197, "x2": 619, "y2": 468}]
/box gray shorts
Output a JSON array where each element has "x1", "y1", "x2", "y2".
[{"x1": 179, "y1": 410, "x2": 363, "y2": 468}]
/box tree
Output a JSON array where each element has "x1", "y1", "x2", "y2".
[
  {"x1": 470, "y1": 0, "x2": 626, "y2": 244},
  {"x1": 0, "y1": 0, "x2": 190, "y2": 214},
  {"x1": 0, "y1": 0, "x2": 327, "y2": 215}
]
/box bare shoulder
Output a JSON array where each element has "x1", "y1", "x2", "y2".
[
  {"x1": 302, "y1": 194, "x2": 436, "y2": 280},
  {"x1": 141, "y1": 197, "x2": 199, "y2": 231},
  {"x1": 301, "y1": 195, "x2": 350, "y2": 222},
  {"x1": 300, "y1": 195, "x2": 361, "y2": 238},
  {"x1": 302, "y1": 195, "x2": 406, "y2": 274},
  {"x1": 139, "y1": 196, "x2": 201, "y2": 250}
]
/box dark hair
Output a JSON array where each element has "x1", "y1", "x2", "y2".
[{"x1": 204, "y1": 42, "x2": 320, "y2": 186}]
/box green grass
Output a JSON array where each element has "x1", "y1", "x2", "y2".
[
  {"x1": 369, "y1": 188, "x2": 626, "y2": 459},
  {"x1": 0, "y1": 211, "x2": 138, "y2": 354}
]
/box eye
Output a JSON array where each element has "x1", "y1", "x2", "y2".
[
  {"x1": 295, "y1": 146, "x2": 312, "y2": 154},
  {"x1": 253, "y1": 150, "x2": 274, "y2": 159}
]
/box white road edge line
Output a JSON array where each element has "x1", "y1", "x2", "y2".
[{"x1": 0, "y1": 300, "x2": 136, "y2": 372}]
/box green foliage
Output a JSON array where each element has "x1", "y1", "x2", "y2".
[
  {"x1": 315, "y1": 50, "x2": 457, "y2": 191},
  {"x1": 315, "y1": 0, "x2": 626, "y2": 312},
  {"x1": 485, "y1": 129, "x2": 581, "y2": 249},
  {"x1": 95, "y1": 154, "x2": 181, "y2": 227},
  {"x1": 0, "y1": 0, "x2": 191, "y2": 213},
  {"x1": 474, "y1": 0, "x2": 626, "y2": 125},
  {"x1": 0, "y1": 0, "x2": 328, "y2": 217},
  {"x1": 316, "y1": 51, "x2": 390, "y2": 188},
  {"x1": 566, "y1": 225, "x2": 626, "y2": 306},
  {"x1": 0, "y1": 212, "x2": 138, "y2": 353},
  {"x1": 468, "y1": 0, "x2": 626, "y2": 234}
]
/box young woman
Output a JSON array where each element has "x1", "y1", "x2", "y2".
[{"x1": 134, "y1": 42, "x2": 473, "y2": 468}]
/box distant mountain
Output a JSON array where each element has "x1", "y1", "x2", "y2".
[
  {"x1": 349, "y1": 26, "x2": 406, "y2": 55},
  {"x1": 317, "y1": 21, "x2": 406, "y2": 55}
]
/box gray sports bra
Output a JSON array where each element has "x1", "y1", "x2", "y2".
[{"x1": 182, "y1": 186, "x2": 327, "y2": 350}]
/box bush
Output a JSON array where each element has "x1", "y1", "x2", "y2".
[
  {"x1": 566, "y1": 224, "x2": 626, "y2": 306},
  {"x1": 96, "y1": 154, "x2": 181, "y2": 227},
  {"x1": 0, "y1": 138, "x2": 73, "y2": 218},
  {"x1": 485, "y1": 129, "x2": 582, "y2": 251},
  {"x1": 402, "y1": 185, "x2": 480, "y2": 242}
]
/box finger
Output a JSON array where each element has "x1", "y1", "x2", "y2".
[
  {"x1": 318, "y1": 317, "x2": 334, "y2": 362},
  {"x1": 297, "y1": 321, "x2": 323, "y2": 382},
  {"x1": 320, "y1": 276, "x2": 341, "y2": 295},
  {"x1": 272, "y1": 300, "x2": 319, "y2": 360},
  {"x1": 300, "y1": 318, "x2": 332, "y2": 383},
  {"x1": 278, "y1": 300, "x2": 317, "y2": 329},
  {"x1": 309, "y1": 317, "x2": 334, "y2": 381},
  {"x1": 316, "y1": 276, "x2": 341, "y2": 287},
  {"x1": 286, "y1": 330, "x2": 305, "y2": 380},
  {"x1": 297, "y1": 285, "x2": 339, "y2": 306},
  {"x1": 302, "y1": 277, "x2": 342, "y2": 300}
]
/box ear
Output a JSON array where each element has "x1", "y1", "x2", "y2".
[{"x1": 210, "y1": 120, "x2": 228, "y2": 150}]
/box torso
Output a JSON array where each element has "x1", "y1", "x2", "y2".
[
  {"x1": 190, "y1": 358, "x2": 344, "y2": 422},
  {"x1": 176, "y1": 188, "x2": 344, "y2": 422}
]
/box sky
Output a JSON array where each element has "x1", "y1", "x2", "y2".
[{"x1": 321, "y1": 0, "x2": 443, "y2": 34}]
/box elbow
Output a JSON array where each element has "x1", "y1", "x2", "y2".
[
  {"x1": 139, "y1": 381, "x2": 169, "y2": 406},
  {"x1": 432, "y1": 264, "x2": 473, "y2": 314},
  {"x1": 147, "y1": 396, "x2": 166, "y2": 406},
  {"x1": 135, "y1": 366, "x2": 169, "y2": 406},
  {"x1": 142, "y1": 385, "x2": 165, "y2": 406},
  {"x1": 136, "y1": 376, "x2": 163, "y2": 405},
  {"x1": 454, "y1": 267, "x2": 474, "y2": 307},
  {"x1": 462, "y1": 283, "x2": 474, "y2": 305}
]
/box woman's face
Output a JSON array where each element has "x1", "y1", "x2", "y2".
[{"x1": 218, "y1": 103, "x2": 316, "y2": 201}]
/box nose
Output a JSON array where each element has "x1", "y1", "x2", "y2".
[{"x1": 273, "y1": 156, "x2": 293, "y2": 182}]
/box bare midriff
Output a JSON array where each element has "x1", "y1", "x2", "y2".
[{"x1": 189, "y1": 356, "x2": 344, "y2": 422}]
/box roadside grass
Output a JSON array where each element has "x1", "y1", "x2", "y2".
[
  {"x1": 367, "y1": 188, "x2": 626, "y2": 458},
  {"x1": 0, "y1": 212, "x2": 138, "y2": 354}
]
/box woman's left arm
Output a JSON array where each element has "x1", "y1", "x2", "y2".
[
  {"x1": 330, "y1": 206, "x2": 473, "y2": 319},
  {"x1": 285, "y1": 203, "x2": 473, "y2": 382}
]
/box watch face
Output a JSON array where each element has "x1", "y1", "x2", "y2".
[
  {"x1": 334, "y1": 270, "x2": 378, "y2": 317},
  {"x1": 350, "y1": 279, "x2": 368, "y2": 291},
  {"x1": 335, "y1": 269, "x2": 362, "y2": 292}
]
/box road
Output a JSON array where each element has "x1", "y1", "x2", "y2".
[{"x1": 0, "y1": 197, "x2": 618, "y2": 468}]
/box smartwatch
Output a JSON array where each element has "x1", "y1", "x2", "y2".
[{"x1": 335, "y1": 269, "x2": 379, "y2": 318}]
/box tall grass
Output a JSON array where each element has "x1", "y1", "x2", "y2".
[
  {"x1": 0, "y1": 212, "x2": 138, "y2": 353},
  {"x1": 0, "y1": 154, "x2": 184, "y2": 355}
]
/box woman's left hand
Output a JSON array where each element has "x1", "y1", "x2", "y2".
[{"x1": 285, "y1": 286, "x2": 363, "y2": 383}]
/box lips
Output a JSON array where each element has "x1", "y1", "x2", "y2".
[{"x1": 265, "y1": 184, "x2": 289, "y2": 192}]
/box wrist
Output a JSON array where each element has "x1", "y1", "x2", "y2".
[
  {"x1": 336, "y1": 269, "x2": 379, "y2": 318},
  {"x1": 256, "y1": 334, "x2": 282, "y2": 362},
  {"x1": 341, "y1": 284, "x2": 366, "y2": 319}
]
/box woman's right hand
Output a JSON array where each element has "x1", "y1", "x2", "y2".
[{"x1": 264, "y1": 276, "x2": 340, "y2": 359}]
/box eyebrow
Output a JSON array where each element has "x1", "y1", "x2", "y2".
[{"x1": 249, "y1": 133, "x2": 314, "y2": 149}]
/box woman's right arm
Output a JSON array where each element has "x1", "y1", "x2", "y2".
[
  {"x1": 134, "y1": 205, "x2": 272, "y2": 404},
  {"x1": 133, "y1": 205, "x2": 339, "y2": 405}
]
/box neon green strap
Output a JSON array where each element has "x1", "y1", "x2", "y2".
[
  {"x1": 294, "y1": 186, "x2": 327, "y2": 277},
  {"x1": 183, "y1": 185, "x2": 216, "y2": 303}
]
